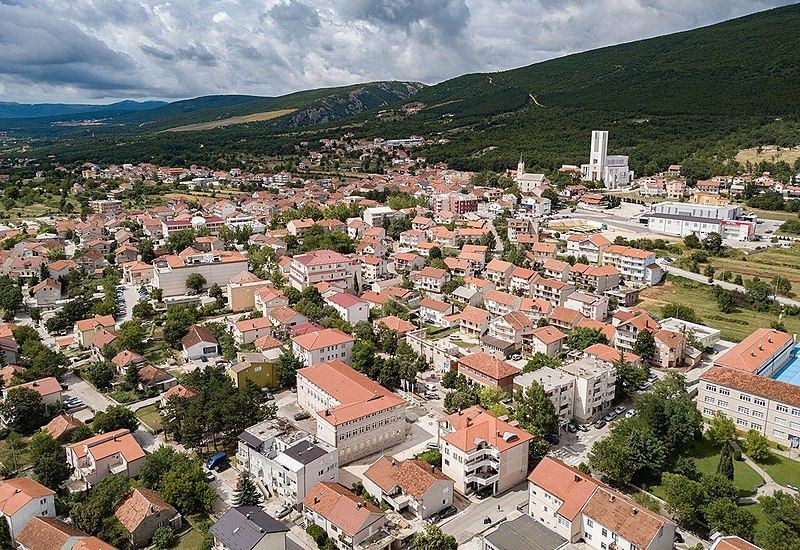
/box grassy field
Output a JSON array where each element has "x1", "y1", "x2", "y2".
[
  {"x1": 639, "y1": 276, "x2": 799, "y2": 342},
  {"x1": 167, "y1": 108, "x2": 297, "y2": 132},
  {"x1": 136, "y1": 404, "x2": 164, "y2": 432},
  {"x1": 175, "y1": 515, "x2": 210, "y2": 549},
  {"x1": 747, "y1": 207, "x2": 798, "y2": 222},
  {"x1": 736, "y1": 145, "x2": 800, "y2": 166},
  {"x1": 646, "y1": 436, "x2": 764, "y2": 500},
  {"x1": 755, "y1": 452, "x2": 800, "y2": 488},
  {"x1": 0, "y1": 436, "x2": 33, "y2": 474},
  {"x1": 709, "y1": 245, "x2": 800, "y2": 294}
]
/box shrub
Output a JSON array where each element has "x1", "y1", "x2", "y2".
[{"x1": 306, "y1": 524, "x2": 328, "y2": 548}]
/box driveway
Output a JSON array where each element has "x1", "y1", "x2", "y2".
[
  {"x1": 441, "y1": 482, "x2": 528, "y2": 544},
  {"x1": 549, "y1": 421, "x2": 612, "y2": 466},
  {"x1": 118, "y1": 284, "x2": 141, "y2": 322},
  {"x1": 62, "y1": 372, "x2": 112, "y2": 418}
]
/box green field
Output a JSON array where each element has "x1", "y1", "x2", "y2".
[
  {"x1": 746, "y1": 207, "x2": 799, "y2": 222},
  {"x1": 645, "y1": 436, "x2": 764, "y2": 500},
  {"x1": 709, "y1": 245, "x2": 800, "y2": 294},
  {"x1": 755, "y1": 452, "x2": 800, "y2": 489},
  {"x1": 639, "y1": 276, "x2": 799, "y2": 342},
  {"x1": 135, "y1": 404, "x2": 164, "y2": 432}
]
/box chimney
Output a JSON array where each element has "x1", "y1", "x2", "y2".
[
  {"x1": 609, "y1": 495, "x2": 616, "y2": 502},
  {"x1": 574, "y1": 474, "x2": 581, "y2": 482},
  {"x1": 632, "y1": 507, "x2": 638, "y2": 516},
  {"x1": 245, "y1": 512, "x2": 251, "y2": 519},
  {"x1": 357, "y1": 502, "x2": 363, "y2": 509},
  {"x1": 314, "y1": 497, "x2": 319, "y2": 504}
]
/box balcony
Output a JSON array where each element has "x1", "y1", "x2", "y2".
[
  {"x1": 384, "y1": 492, "x2": 411, "y2": 511},
  {"x1": 109, "y1": 461, "x2": 127, "y2": 475},
  {"x1": 466, "y1": 470, "x2": 499, "y2": 486},
  {"x1": 465, "y1": 457, "x2": 498, "y2": 473}
]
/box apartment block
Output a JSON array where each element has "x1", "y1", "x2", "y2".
[
  {"x1": 560, "y1": 357, "x2": 617, "y2": 422},
  {"x1": 439, "y1": 407, "x2": 532, "y2": 496},
  {"x1": 600, "y1": 245, "x2": 662, "y2": 287},
  {"x1": 514, "y1": 367, "x2": 575, "y2": 422},
  {"x1": 296, "y1": 360, "x2": 406, "y2": 464},
  {"x1": 291, "y1": 328, "x2": 354, "y2": 366},
  {"x1": 363, "y1": 457, "x2": 453, "y2": 519},
  {"x1": 288, "y1": 249, "x2": 357, "y2": 291},
  {"x1": 152, "y1": 249, "x2": 248, "y2": 297},
  {"x1": 528, "y1": 457, "x2": 675, "y2": 550}
]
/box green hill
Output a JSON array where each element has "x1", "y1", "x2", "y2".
[{"x1": 8, "y1": 3, "x2": 800, "y2": 175}]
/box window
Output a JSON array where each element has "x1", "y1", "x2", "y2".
[
  {"x1": 738, "y1": 406, "x2": 749, "y2": 415},
  {"x1": 719, "y1": 388, "x2": 730, "y2": 396},
  {"x1": 777, "y1": 404, "x2": 789, "y2": 413},
  {"x1": 751, "y1": 423, "x2": 762, "y2": 431},
  {"x1": 737, "y1": 418, "x2": 748, "y2": 426},
  {"x1": 773, "y1": 429, "x2": 785, "y2": 437},
  {"x1": 753, "y1": 411, "x2": 765, "y2": 419},
  {"x1": 587, "y1": 518, "x2": 594, "y2": 528},
  {"x1": 704, "y1": 383, "x2": 716, "y2": 392},
  {"x1": 704, "y1": 396, "x2": 716, "y2": 404},
  {"x1": 704, "y1": 408, "x2": 713, "y2": 415},
  {"x1": 558, "y1": 516, "x2": 569, "y2": 528},
  {"x1": 754, "y1": 398, "x2": 766, "y2": 407},
  {"x1": 776, "y1": 417, "x2": 786, "y2": 425},
  {"x1": 740, "y1": 394, "x2": 752, "y2": 402},
  {"x1": 792, "y1": 409, "x2": 800, "y2": 417},
  {"x1": 602, "y1": 528, "x2": 608, "y2": 537},
  {"x1": 718, "y1": 400, "x2": 728, "y2": 407}
]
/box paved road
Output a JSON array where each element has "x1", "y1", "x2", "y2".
[
  {"x1": 441, "y1": 482, "x2": 528, "y2": 544},
  {"x1": 63, "y1": 372, "x2": 112, "y2": 415},
  {"x1": 118, "y1": 284, "x2": 140, "y2": 322},
  {"x1": 664, "y1": 264, "x2": 800, "y2": 307}
]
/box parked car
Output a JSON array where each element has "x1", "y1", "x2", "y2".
[
  {"x1": 625, "y1": 409, "x2": 637, "y2": 419},
  {"x1": 293, "y1": 412, "x2": 311, "y2": 421},
  {"x1": 425, "y1": 392, "x2": 440, "y2": 400},
  {"x1": 604, "y1": 412, "x2": 616, "y2": 422},
  {"x1": 205, "y1": 452, "x2": 228, "y2": 472},
  {"x1": 202, "y1": 467, "x2": 215, "y2": 481},
  {"x1": 544, "y1": 434, "x2": 560, "y2": 445},
  {"x1": 432, "y1": 506, "x2": 457, "y2": 522},
  {"x1": 275, "y1": 506, "x2": 292, "y2": 519},
  {"x1": 426, "y1": 441, "x2": 438, "y2": 449},
  {"x1": 674, "y1": 532, "x2": 684, "y2": 544},
  {"x1": 578, "y1": 424, "x2": 589, "y2": 432},
  {"x1": 637, "y1": 382, "x2": 651, "y2": 392},
  {"x1": 614, "y1": 406, "x2": 627, "y2": 415},
  {"x1": 566, "y1": 423, "x2": 577, "y2": 433},
  {"x1": 594, "y1": 419, "x2": 606, "y2": 429},
  {"x1": 511, "y1": 354, "x2": 521, "y2": 360}
]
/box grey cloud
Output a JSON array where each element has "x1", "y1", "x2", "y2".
[{"x1": 0, "y1": 0, "x2": 795, "y2": 103}]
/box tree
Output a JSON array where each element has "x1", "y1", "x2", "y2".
[
  {"x1": 715, "y1": 288, "x2": 737, "y2": 313},
  {"x1": 140, "y1": 447, "x2": 216, "y2": 514},
  {"x1": 93, "y1": 405, "x2": 139, "y2": 434},
  {"x1": 441, "y1": 370, "x2": 461, "y2": 389},
  {"x1": 589, "y1": 419, "x2": 665, "y2": 485},
  {"x1": 85, "y1": 361, "x2": 116, "y2": 390},
  {"x1": 414, "y1": 523, "x2": 458, "y2": 550},
  {"x1": 186, "y1": 273, "x2": 207, "y2": 292},
  {"x1": 30, "y1": 432, "x2": 73, "y2": 491},
  {"x1": 702, "y1": 232, "x2": 723, "y2": 255},
  {"x1": 444, "y1": 387, "x2": 478, "y2": 413},
  {"x1": 276, "y1": 350, "x2": 303, "y2": 388},
  {"x1": 233, "y1": 472, "x2": 262, "y2": 506},
  {"x1": 306, "y1": 524, "x2": 328, "y2": 548},
  {"x1": 28, "y1": 307, "x2": 41, "y2": 324},
  {"x1": 772, "y1": 276, "x2": 792, "y2": 296},
  {"x1": 352, "y1": 321, "x2": 376, "y2": 343},
  {"x1": 138, "y1": 239, "x2": 155, "y2": 263},
  {"x1": 633, "y1": 330, "x2": 656, "y2": 364},
  {"x1": 132, "y1": 301, "x2": 155, "y2": 319},
  {"x1": 683, "y1": 234, "x2": 701, "y2": 249},
  {"x1": 116, "y1": 320, "x2": 147, "y2": 354},
  {"x1": 1, "y1": 387, "x2": 49, "y2": 434},
  {"x1": 514, "y1": 383, "x2": 557, "y2": 437},
  {"x1": 706, "y1": 411, "x2": 737, "y2": 446},
  {"x1": 479, "y1": 386, "x2": 510, "y2": 415},
  {"x1": 166, "y1": 229, "x2": 196, "y2": 254},
  {"x1": 717, "y1": 442, "x2": 734, "y2": 480},
  {"x1": 746, "y1": 277, "x2": 773, "y2": 311},
  {"x1": 566, "y1": 327, "x2": 607, "y2": 351},
  {"x1": 614, "y1": 356, "x2": 648, "y2": 399},
  {"x1": 429, "y1": 246, "x2": 442, "y2": 259},
  {"x1": 0, "y1": 276, "x2": 23, "y2": 321},
  {"x1": 163, "y1": 305, "x2": 196, "y2": 347},
  {"x1": 523, "y1": 352, "x2": 561, "y2": 373},
  {"x1": 743, "y1": 429, "x2": 772, "y2": 461},
  {"x1": 125, "y1": 364, "x2": 141, "y2": 388},
  {"x1": 661, "y1": 473, "x2": 705, "y2": 525},
  {"x1": 71, "y1": 474, "x2": 133, "y2": 536},
  {"x1": 635, "y1": 374, "x2": 702, "y2": 455},
  {"x1": 153, "y1": 526, "x2": 177, "y2": 549},
  {"x1": 351, "y1": 341, "x2": 376, "y2": 374},
  {"x1": 704, "y1": 499, "x2": 756, "y2": 540}
]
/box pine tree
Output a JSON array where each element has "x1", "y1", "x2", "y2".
[
  {"x1": 233, "y1": 472, "x2": 262, "y2": 507},
  {"x1": 717, "y1": 442, "x2": 735, "y2": 481}
]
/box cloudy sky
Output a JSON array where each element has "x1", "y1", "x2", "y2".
[{"x1": 0, "y1": 0, "x2": 793, "y2": 104}]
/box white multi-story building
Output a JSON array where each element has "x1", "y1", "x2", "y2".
[
  {"x1": 363, "y1": 457, "x2": 453, "y2": 520},
  {"x1": 514, "y1": 367, "x2": 575, "y2": 422},
  {"x1": 600, "y1": 245, "x2": 662, "y2": 287},
  {"x1": 643, "y1": 201, "x2": 756, "y2": 241},
  {"x1": 566, "y1": 234, "x2": 611, "y2": 264},
  {"x1": 363, "y1": 206, "x2": 402, "y2": 228},
  {"x1": 564, "y1": 292, "x2": 608, "y2": 321},
  {"x1": 236, "y1": 421, "x2": 338, "y2": 505},
  {"x1": 528, "y1": 457, "x2": 675, "y2": 550},
  {"x1": 580, "y1": 131, "x2": 633, "y2": 189},
  {"x1": 288, "y1": 249, "x2": 357, "y2": 291},
  {"x1": 560, "y1": 357, "x2": 616, "y2": 422},
  {"x1": 296, "y1": 360, "x2": 407, "y2": 464},
  {"x1": 152, "y1": 249, "x2": 249, "y2": 297},
  {"x1": 438, "y1": 406, "x2": 532, "y2": 496},
  {"x1": 325, "y1": 293, "x2": 369, "y2": 325},
  {"x1": 291, "y1": 329, "x2": 354, "y2": 366},
  {"x1": 0, "y1": 477, "x2": 56, "y2": 541}
]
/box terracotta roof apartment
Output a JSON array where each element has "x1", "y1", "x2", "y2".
[
  {"x1": 327, "y1": 292, "x2": 365, "y2": 308},
  {"x1": 375, "y1": 316, "x2": 416, "y2": 335},
  {"x1": 293, "y1": 249, "x2": 351, "y2": 266},
  {"x1": 441, "y1": 406, "x2": 532, "y2": 453},
  {"x1": 115, "y1": 488, "x2": 177, "y2": 533},
  {"x1": 181, "y1": 325, "x2": 218, "y2": 349},
  {"x1": 44, "y1": 413, "x2": 83, "y2": 440},
  {"x1": 303, "y1": 482, "x2": 384, "y2": 537},
  {"x1": 292, "y1": 328, "x2": 353, "y2": 351},
  {"x1": 68, "y1": 429, "x2": 146, "y2": 463},
  {"x1": 419, "y1": 297, "x2": 453, "y2": 312},
  {"x1": 0, "y1": 477, "x2": 54, "y2": 516},
  {"x1": 548, "y1": 306, "x2": 584, "y2": 327},
  {"x1": 460, "y1": 305, "x2": 491, "y2": 325},
  {"x1": 711, "y1": 536, "x2": 763, "y2": 550},
  {"x1": 531, "y1": 325, "x2": 566, "y2": 345},
  {"x1": 235, "y1": 317, "x2": 273, "y2": 332},
  {"x1": 74, "y1": 315, "x2": 116, "y2": 332},
  {"x1": 603, "y1": 245, "x2": 653, "y2": 260},
  {"x1": 702, "y1": 366, "x2": 800, "y2": 408},
  {"x1": 528, "y1": 457, "x2": 599, "y2": 520},
  {"x1": 364, "y1": 457, "x2": 450, "y2": 500},
  {"x1": 584, "y1": 343, "x2": 640, "y2": 364},
  {"x1": 298, "y1": 360, "x2": 404, "y2": 425},
  {"x1": 16, "y1": 517, "x2": 115, "y2": 550},
  {"x1": 582, "y1": 487, "x2": 670, "y2": 549},
  {"x1": 458, "y1": 352, "x2": 520, "y2": 380},
  {"x1": 162, "y1": 384, "x2": 199, "y2": 401},
  {"x1": 9, "y1": 376, "x2": 61, "y2": 398},
  {"x1": 713, "y1": 328, "x2": 794, "y2": 373}
]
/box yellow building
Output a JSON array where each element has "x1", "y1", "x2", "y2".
[{"x1": 226, "y1": 351, "x2": 280, "y2": 388}]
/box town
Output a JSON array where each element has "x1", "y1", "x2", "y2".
[{"x1": 0, "y1": 127, "x2": 797, "y2": 550}]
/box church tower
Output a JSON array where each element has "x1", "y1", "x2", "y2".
[{"x1": 517, "y1": 155, "x2": 525, "y2": 177}]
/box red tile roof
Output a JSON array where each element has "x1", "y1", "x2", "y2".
[
  {"x1": 702, "y1": 366, "x2": 800, "y2": 408},
  {"x1": 303, "y1": 482, "x2": 383, "y2": 537},
  {"x1": 714, "y1": 328, "x2": 793, "y2": 373},
  {"x1": 0, "y1": 477, "x2": 54, "y2": 515},
  {"x1": 458, "y1": 352, "x2": 520, "y2": 380},
  {"x1": 441, "y1": 406, "x2": 532, "y2": 453}
]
